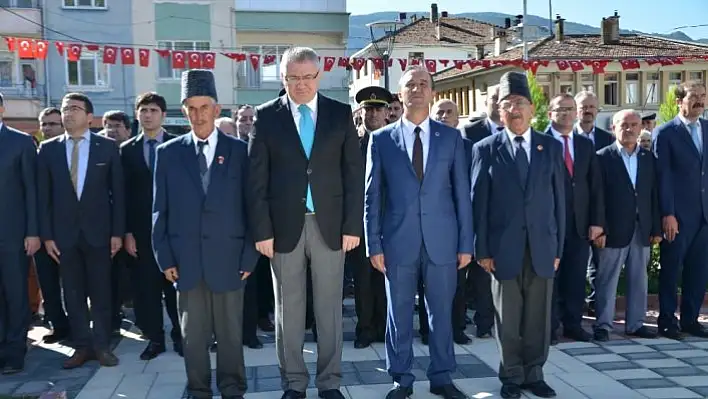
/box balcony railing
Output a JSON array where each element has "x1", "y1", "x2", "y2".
[
  {"x1": 0, "y1": 0, "x2": 42, "y2": 9},
  {"x1": 0, "y1": 83, "x2": 46, "y2": 99}
]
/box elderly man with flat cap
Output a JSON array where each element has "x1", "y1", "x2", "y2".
[
  {"x1": 471, "y1": 71, "x2": 565, "y2": 398},
  {"x1": 152, "y1": 69, "x2": 259, "y2": 399},
  {"x1": 350, "y1": 85, "x2": 391, "y2": 349}
]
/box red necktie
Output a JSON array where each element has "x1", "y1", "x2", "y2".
[{"x1": 563, "y1": 135, "x2": 574, "y2": 177}]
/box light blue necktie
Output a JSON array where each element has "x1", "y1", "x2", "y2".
[
  {"x1": 690, "y1": 122, "x2": 702, "y2": 155},
  {"x1": 298, "y1": 104, "x2": 315, "y2": 212}
]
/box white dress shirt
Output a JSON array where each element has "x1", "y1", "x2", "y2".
[
  {"x1": 401, "y1": 116, "x2": 431, "y2": 171},
  {"x1": 288, "y1": 94, "x2": 318, "y2": 135},
  {"x1": 550, "y1": 127, "x2": 575, "y2": 161},
  {"x1": 191, "y1": 128, "x2": 218, "y2": 169},
  {"x1": 505, "y1": 128, "x2": 532, "y2": 161}
]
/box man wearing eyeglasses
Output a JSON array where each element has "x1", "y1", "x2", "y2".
[
  {"x1": 37, "y1": 93, "x2": 125, "y2": 369},
  {"x1": 247, "y1": 47, "x2": 363, "y2": 399},
  {"x1": 545, "y1": 94, "x2": 604, "y2": 345}
]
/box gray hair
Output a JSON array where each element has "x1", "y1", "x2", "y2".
[
  {"x1": 215, "y1": 117, "x2": 234, "y2": 126},
  {"x1": 574, "y1": 90, "x2": 598, "y2": 103},
  {"x1": 612, "y1": 109, "x2": 642, "y2": 126},
  {"x1": 280, "y1": 47, "x2": 320, "y2": 72}
]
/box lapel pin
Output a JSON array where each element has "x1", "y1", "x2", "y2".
[
  {"x1": 217, "y1": 156, "x2": 224, "y2": 165},
  {"x1": 435, "y1": 132, "x2": 440, "y2": 137},
  {"x1": 537, "y1": 144, "x2": 543, "y2": 151}
]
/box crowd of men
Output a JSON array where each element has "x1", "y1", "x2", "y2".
[{"x1": 0, "y1": 44, "x2": 707, "y2": 399}]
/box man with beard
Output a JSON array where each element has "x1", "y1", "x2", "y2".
[
  {"x1": 653, "y1": 80, "x2": 708, "y2": 340},
  {"x1": 350, "y1": 86, "x2": 391, "y2": 349},
  {"x1": 471, "y1": 72, "x2": 564, "y2": 398},
  {"x1": 387, "y1": 94, "x2": 402, "y2": 123}
]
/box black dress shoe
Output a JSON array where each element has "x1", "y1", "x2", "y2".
[
  {"x1": 421, "y1": 334, "x2": 429, "y2": 345},
  {"x1": 521, "y1": 381, "x2": 556, "y2": 398},
  {"x1": 453, "y1": 331, "x2": 471, "y2": 345},
  {"x1": 318, "y1": 388, "x2": 345, "y2": 398},
  {"x1": 550, "y1": 332, "x2": 559, "y2": 346},
  {"x1": 681, "y1": 323, "x2": 708, "y2": 338},
  {"x1": 44, "y1": 330, "x2": 70, "y2": 344},
  {"x1": 281, "y1": 390, "x2": 306, "y2": 399},
  {"x1": 500, "y1": 384, "x2": 521, "y2": 399},
  {"x1": 354, "y1": 336, "x2": 372, "y2": 349},
  {"x1": 430, "y1": 383, "x2": 468, "y2": 398},
  {"x1": 140, "y1": 342, "x2": 166, "y2": 360},
  {"x1": 627, "y1": 326, "x2": 657, "y2": 339},
  {"x1": 259, "y1": 318, "x2": 275, "y2": 332},
  {"x1": 659, "y1": 326, "x2": 683, "y2": 340},
  {"x1": 2, "y1": 362, "x2": 24, "y2": 375},
  {"x1": 593, "y1": 329, "x2": 609, "y2": 342},
  {"x1": 244, "y1": 337, "x2": 264, "y2": 349},
  {"x1": 173, "y1": 340, "x2": 184, "y2": 357},
  {"x1": 386, "y1": 386, "x2": 412, "y2": 399},
  {"x1": 563, "y1": 327, "x2": 593, "y2": 342}
]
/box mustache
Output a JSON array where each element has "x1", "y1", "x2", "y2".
[{"x1": 693, "y1": 103, "x2": 704, "y2": 108}]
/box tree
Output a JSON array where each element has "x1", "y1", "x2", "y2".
[
  {"x1": 527, "y1": 71, "x2": 550, "y2": 132},
  {"x1": 658, "y1": 85, "x2": 679, "y2": 124}
]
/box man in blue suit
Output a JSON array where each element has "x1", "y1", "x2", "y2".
[
  {"x1": 0, "y1": 93, "x2": 40, "y2": 374},
  {"x1": 152, "y1": 70, "x2": 259, "y2": 399},
  {"x1": 653, "y1": 80, "x2": 708, "y2": 340},
  {"x1": 471, "y1": 72, "x2": 565, "y2": 399},
  {"x1": 365, "y1": 66, "x2": 473, "y2": 399}
]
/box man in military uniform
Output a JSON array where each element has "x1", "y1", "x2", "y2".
[
  {"x1": 351, "y1": 86, "x2": 391, "y2": 348},
  {"x1": 641, "y1": 111, "x2": 657, "y2": 133}
]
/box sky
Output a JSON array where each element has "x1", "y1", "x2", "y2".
[{"x1": 347, "y1": 0, "x2": 708, "y2": 39}]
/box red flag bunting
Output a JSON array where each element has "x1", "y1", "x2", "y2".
[
  {"x1": 4, "y1": 37, "x2": 16, "y2": 52},
  {"x1": 424, "y1": 59, "x2": 437, "y2": 73},
  {"x1": 33, "y1": 40, "x2": 49, "y2": 60},
  {"x1": 201, "y1": 52, "x2": 216, "y2": 69},
  {"x1": 103, "y1": 46, "x2": 117, "y2": 64},
  {"x1": 17, "y1": 39, "x2": 34, "y2": 59},
  {"x1": 249, "y1": 54, "x2": 260, "y2": 70},
  {"x1": 172, "y1": 51, "x2": 186, "y2": 69},
  {"x1": 187, "y1": 51, "x2": 201, "y2": 69},
  {"x1": 121, "y1": 47, "x2": 135, "y2": 65},
  {"x1": 67, "y1": 44, "x2": 82, "y2": 62},
  {"x1": 138, "y1": 48, "x2": 150, "y2": 67},
  {"x1": 54, "y1": 41, "x2": 65, "y2": 56},
  {"x1": 323, "y1": 56, "x2": 335, "y2": 72}
]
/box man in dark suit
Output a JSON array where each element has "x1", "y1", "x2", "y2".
[
  {"x1": 350, "y1": 86, "x2": 391, "y2": 349},
  {"x1": 121, "y1": 92, "x2": 182, "y2": 360},
  {"x1": 153, "y1": 70, "x2": 259, "y2": 399},
  {"x1": 545, "y1": 94, "x2": 604, "y2": 344},
  {"x1": 0, "y1": 93, "x2": 40, "y2": 374},
  {"x1": 653, "y1": 80, "x2": 708, "y2": 340},
  {"x1": 247, "y1": 47, "x2": 363, "y2": 399},
  {"x1": 37, "y1": 92, "x2": 125, "y2": 369},
  {"x1": 471, "y1": 72, "x2": 565, "y2": 399},
  {"x1": 366, "y1": 66, "x2": 473, "y2": 399},
  {"x1": 593, "y1": 109, "x2": 660, "y2": 341},
  {"x1": 457, "y1": 86, "x2": 502, "y2": 339}
]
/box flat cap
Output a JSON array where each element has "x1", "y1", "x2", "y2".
[{"x1": 180, "y1": 69, "x2": 217, "y2": 104}]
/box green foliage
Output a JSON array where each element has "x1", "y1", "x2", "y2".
[
  {"x1": 658, "y1": 85, "x2": 679, "y2": 124},
  {"x1": 527, "y1": 71, "x2": 550, "y2": 132}
]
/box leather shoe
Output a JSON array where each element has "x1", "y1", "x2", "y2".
[
  {"x1": 681, "y1": 323, "x2": 708, "y2": 338},
  {"x1": 140, "y1": 342, "x2": 166, "y2": 360},
  {"x1": 659, "y1": 326, "x2": 683, "y2": 340},
  {"x1": 318, "y1": 388, "x2": 345, "y2": 398},
  {"x1": 2, "y1": 362, "x2": 24, "y2": 375},
  {"x1": 386, "y1": 386, "x2": 412, "y2": 399},
  {"x1": 521, "y1": 381, "x2": 556, "y2": 398},
  {"x1": 259, "y1": 318, "x2": 275, "y2": 332},
  {"x1": 430, "y1": 383, "x2": 467, "y2": 398},
  {"x1": 593, "y1": 329, "x2": 609, "y2": 342},
  {"x1": 63, "y1": 349, "x2": 94, "y2": 369},
  {"x1": 420, "y1": 334, "x2": 429, "y2": 345},
  {"x1": 627, "y1": 326, "x2": 657, "y2": 339},
  {"x1": 453, "y1": 331, "x2": 471, "y2": 345},
  {"x1": 354, "y1": 336, "x2": 372, "y2": 349},
  {"x1": 281, "y1": 390, "x2": 306, "y2": 399},
  {"x1": 96, "y1": 350, "x2": 119, "y2": 367},
  {"x1": 173, "y1": 340, "x2": 184, "y2": 357},
  {"x1": 500, "y1": 384, "x2": 521, "y2": 399},
  {"x1": 563, "y1": 327, "x2": 593, "y2": 342},
  {"x1": 244, "y1": 337, "x2": 263, "y2": 349}
]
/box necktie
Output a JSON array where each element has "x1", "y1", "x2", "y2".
[
  {"x1": 412, "y1": 126, "x2": 424, "y2": 182},
  {"x1": 197, "y1": 140, "x2": 208, "y2": 175},
  {"x1": 70, "y1": 136, "x2": 83, "y2": 194},
  {"x1": 147, "y1": 139, "x2": 157, "y2": 172},
  {"x1": 298, "y1": 104, "x2": 315, "y2": 212},
  {"x1": 690, "y1": 122, "x2": 702, "y2": 154},
  {"x1": 562, "y1": 135, "x2": 574, "y2": 177},
  {"x1": 514, "y1": 136, "x2": 529, "y2": 187}
]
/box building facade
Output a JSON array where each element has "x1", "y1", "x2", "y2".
[
  {"x1": 234, "y1": 0, "x2": 350, "y2": 106},
  {"x1": 44, "y1": 0, "x2": 135, "y2": 128},
  {"x1": 433, "y1": 13, "x2": 708, "y2": 128},
  {"x1": 0, "y1": 0, "x2": 46, "y2": 131}
]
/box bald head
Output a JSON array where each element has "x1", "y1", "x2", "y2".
[
  {"x1": 432, "y1": 99, "x2": 459, "y2": 128},
  {"x1": 215, "y1": 117, "x2": 235, "y2": 136}
]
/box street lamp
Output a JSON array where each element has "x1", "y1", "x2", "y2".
[{"x1": 366, "y1": 20, "x2": 405, "y2": 91}]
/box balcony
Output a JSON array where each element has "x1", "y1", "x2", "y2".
[
  {"x1": 0, "y1": 82, "x2": 45, "y2": 99},
  {"x1": 0, "y1": 0, "x2": 43, "y2": 36},
  {"x1": 235, "y1": 0, "x2": 345, "y2": 13}
]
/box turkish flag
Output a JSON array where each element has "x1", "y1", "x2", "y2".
[
  {"x1": 121, "y1": 48, "x2": 135, "y2": 65},
  {"x1": 588, "y1": 60, "x2": 609, "y2": 74},
  {"x1": 337, "y1": 57, "x2": 349, "y2": 68},
  {"x1": 263, "y1": 54, "x2": 276, "y2": 65},
  {"x1": 619, "y1": 59, "x2": 640, "y2": 70},
  {"x1": 67, "y1": 44, "x2": 82, "y2": 62},
  {"x1": 398, "y1": 58, "x2": 408, "y2": 70},
  {"x1": 556, "y1": 60, "x2": 570, "y2": 70},
  {"x1": 172, "y1": 51, "x2": 186, "y2": 69},
  {"x1": 187, "y1": 52, "x2": 201, "y2": 69},
  {"x1": 138, "y1": 49, "x2": 150, "y2": 67},
  {"x1": 33, "y1": 40, "x2": 49, "y2": 60},
  {"x1": 17, "y1": 39, "x2": 35, "y2": 59},
  {"x1": 201, "y1": 52, "x2": 216, "y2": 69},
  {"x1": 249, "y1": 54, "x2": 260, "y2": 70},
  {"x1": 85, "y1": 44, "x2": 100, "y2": 52},
  {"x1": 424, "y1": 59, "x2": 437, "y2": 73},
  {"x1": 4, "y1": 37, "x2": 16, "y2": 52},
  {"x1": 371, "y1": 58, "x2": 384, "y2": 70},
  {"x1": 102, "y1": 46, "x2": 117, "y2": 64},
  {"x1": 54, "y1": 41, "x2": 65, "y2": 56},
  {"x1": 568, "y1": 60, "x2": 584, "y2": 72},
  {"x1": 155, "y1": 49, "x2": 170, "y2": 58},
  {"x1": 323, "y1": 56, "x2": 335, "y2": 71}
]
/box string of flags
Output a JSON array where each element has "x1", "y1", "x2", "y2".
[{"x1": 4, "y1": 36, "x2": 708, "y2": 75}]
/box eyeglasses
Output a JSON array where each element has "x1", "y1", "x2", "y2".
[
  {"x1": 499, "y1": 99, "x2": 531, "y2": 110},
  {"x1": 284, "y1": 71, "x2": 319, "y2": 83},
  {"x1": 61, "y1": 105, "x2": 86, "y2": 113},
  {"x1": 551, "y1": 107, "x2": 576, "y2": 113}
]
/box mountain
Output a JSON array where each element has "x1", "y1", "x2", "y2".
[{"x1": 348, "y1": 11, "x2": 707, "y2": 53}]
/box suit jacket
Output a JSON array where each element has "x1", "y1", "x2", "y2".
[
  {"x1": 461, "y1": 118, "x2": 496, "y2": 145},
  {"x1": 0, "y1": 124, "x2": 38, "y2": 250},
  {"x1": 471, "y1": 130, "x2": 566, "y2": 280},
  {"x1": 364, "y1": 119, "x2": 473, "y2": 266},
  {"x1": 37, "y1": 133, "x2": 125, "y2": 250},
  {"x1": 544, "y1": 128, "x2": 605, "y2": 238},
  {"x1": 597, "y1": 144, "x2": 661, "y2": 248},
  {"x1": 152, "y1": 131, "x2": 259, "y2": 293},
  {"x1": 653, "y1": 116, "x2": 708, "y2": 226},
  {"x1": 248, "y1": 93, "x2": 364, "y2": 252},
  {"x1": 120, "y1": 131, "x2": 177, "y2": 251},
  {"x1": 575, "y1": 126, "x2": 614, "y2": 151}
]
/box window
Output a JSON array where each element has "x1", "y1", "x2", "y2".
[
  {"x1": 260, "y1": 46, "x2": 288, "y2": 82},
  {"x1": 0, "y1": 0, "x2": 35, "y2": 7},
  {"x1": 669, "y1": 72, "x2": 682, "y2": 88},
  {"x1": 157, "y1": 41, "x2": 210, "y2": 80},
  {"x1": 408, "y1": 52, "x2": 424, "y2": 63},
  {"x1": 689, "y1": 71, "x2": 704, "y2": 81},
  {"x1": 0, "y1": 60, "x2": 12, "y2": 87},
  {"x1": 603, "y1": 73, "x2": 619, "y2": 106},
  {"x1": 536, "y1": 74, "x2": 551, "y2": 100},
  {"x1": 558, "y1": 73, "x2": 574, "y2": 95},
  {"x1": 63, "y1": 0, "x2": 106, "y2": 8},
  {"x1": 645, "y1": 72, "x2": 659, "y2": 104},
  {"x1": 625, "y1": 72, "x2": 639, "y2": 104},
  {"x1": 66, "y1": 49, "x2": 108, "y2": 88},
  {"x1": 581, "y1": 73, "x2": 595, "y2": 93}
]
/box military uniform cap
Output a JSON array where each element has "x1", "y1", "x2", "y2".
[
  {"x1": 180, "y1": 69, "x2": 217, "y2": 103},
  {"x1": 641, "y1": 111, "x2": 656, "y2": 121},
  {"x1": 356, "y1": 86, "x2": 393, "y2": 108}
]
